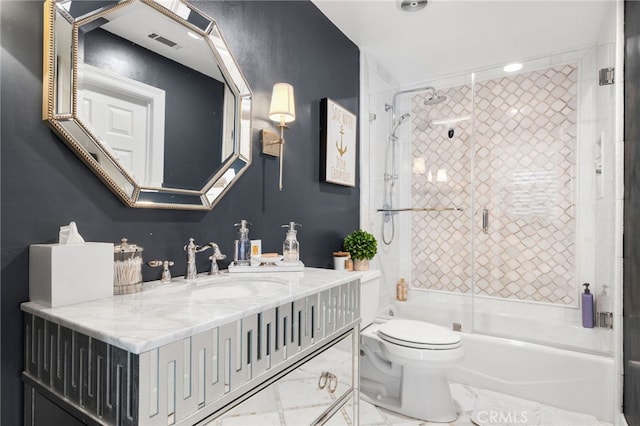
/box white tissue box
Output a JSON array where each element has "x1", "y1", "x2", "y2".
[{"x1": 29, "y1": 243, "x2": 114, "y2": 307}]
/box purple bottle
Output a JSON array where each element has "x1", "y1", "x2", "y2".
[{"x1": 582, "y1": 283, "x2": 594, "y2": 328}]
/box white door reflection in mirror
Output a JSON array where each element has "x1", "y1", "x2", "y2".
[
  {"x1": 80, "y1": 91, "x2": 147, "y2": 182},
  {"x1": 78, "y1": 65, "x2": 166, "y2": 188}
]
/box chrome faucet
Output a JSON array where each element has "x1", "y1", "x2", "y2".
[
  {"x1": 184, "y1": 238, "x2": 201, "y2": 280},
  {"x1": 184, "y1": 239, "x2": 227, "y2": 280}
]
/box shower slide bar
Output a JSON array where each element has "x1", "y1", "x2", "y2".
[{"x1": 377, "y1": 207, "x2": 464, "y2": 212}]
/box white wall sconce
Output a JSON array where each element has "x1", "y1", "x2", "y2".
[{"x1": 261, "y1": 83, "x2": 295, "y2": 190}]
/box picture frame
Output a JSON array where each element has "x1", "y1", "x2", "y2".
[{"x1": 320, "y1": 98, "x2": 357, "y2": 187}]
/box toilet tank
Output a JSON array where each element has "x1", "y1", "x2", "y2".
[{"x1": 360, "y1": 271, "x2": 381, "y2": 327}]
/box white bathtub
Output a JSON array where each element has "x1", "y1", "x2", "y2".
[
  {"x1": 382, "y1": 296, "x2": 616, "y2": 422},
  {"x1": 391, "y1": 290, "x2": 614, "y2": 354},
  {"x1": 448, "y1": 331, "x2": 615, "y2": 423}
]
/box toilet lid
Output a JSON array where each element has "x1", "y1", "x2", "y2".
[{"x1": 377, "y1": 319, "x2": 461, "y2": 349}]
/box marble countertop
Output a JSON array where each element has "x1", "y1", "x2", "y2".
[{"x1": 21, "y1": 267, "x2": 378, "y2": 354}]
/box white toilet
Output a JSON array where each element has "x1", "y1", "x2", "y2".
[{"x1": 359, "y1": 274, "x2": 464, "y2": 423}]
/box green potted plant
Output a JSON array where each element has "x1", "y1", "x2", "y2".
[{"x1": 343, "y1": 229, "x2": 377, "y2": 271}]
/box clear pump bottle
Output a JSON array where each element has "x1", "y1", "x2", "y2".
[
  {"x1": 234, "y1": 220, "x2": 251, "y2": 266},
  {"x1": 598, "y1": 285, "x2": 611, "y2": 313},
  {"x1": 282, "y1": 222, "x2": 302, "y2": 264}
]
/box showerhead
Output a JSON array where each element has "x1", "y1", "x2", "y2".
[
  {"x1": 390, "y1": 113, "x2": 410, "y2": 141},
  {"x1": 423, "y1": 94, "x2": 447, "y2": 105},
  {"x1": 422, "y1": 86, "x2": 447, "y2": 106}
]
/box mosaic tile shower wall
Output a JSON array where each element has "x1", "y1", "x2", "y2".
[{"x1": 411, "y1": 64, "x2": 578, "y2": 305}]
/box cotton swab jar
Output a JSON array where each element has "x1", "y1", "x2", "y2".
[{"x1": 114, "y1": 238, "x2": 144, "y2": 295}]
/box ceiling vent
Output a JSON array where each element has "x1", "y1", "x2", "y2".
[{"x1": 147, "y1": 33, "x2": 182, "y2": 50}]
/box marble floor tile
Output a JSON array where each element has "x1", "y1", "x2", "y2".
[
  {"x1": 358, "y1": 400, "x2": 388, "y2": 425},
  {"x1": 451, "y1": 413, "x2": 475, "y2": 426},
  {"x1": 210, "y1": 377, "x2": 613, "y2": 426},
  {"x1": 470, "y1": 388, "x2": 540, "y2": 426},
  {"x1": 450, "y1": 383, "x2": 478, "y2": 414}
]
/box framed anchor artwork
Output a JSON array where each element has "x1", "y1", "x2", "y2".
[{"x1": 320, "y1": 98, "x2": 357, "y2": 187}]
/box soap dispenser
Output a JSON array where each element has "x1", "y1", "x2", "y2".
[
  {"x1": 282, "y1": 222, "x2": 302, "y2": 264},
  {"x1": 234, "y1": 220, "x2": 251, "y2": 266},
  {"x1": 581, "y1": 283, "x2": 594, "y2": 328},
  {"x1": 598, "y1": 285, "x2": 611, "y2": 313},
  {"x1": 396, "y1": 277, "x2": 408, "y2": 302}
]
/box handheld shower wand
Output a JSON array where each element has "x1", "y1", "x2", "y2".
[
  {"x1": 390, "y1": 113, "x2": 411, "y2": 141},
  {"x1": 383, "y1": 112, "x2": 411, "y2": 245},
  {"x1": 382, "y1": 84, "x2": 447, "y2": 245}
]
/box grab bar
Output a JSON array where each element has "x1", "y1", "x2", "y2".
[{"x1": 377, "y1": 207, "x2": 464, "y2": 212}]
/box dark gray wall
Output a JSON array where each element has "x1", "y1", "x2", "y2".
[
  {"x1": 625, "y1": 2, "x2": 640, "y2": 425},
  {"x1": 0, "y1": 1, "x2": 360, "y2": 424}
]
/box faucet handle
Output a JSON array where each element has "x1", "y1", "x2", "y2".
[
  {"x1": 184, "y1": 238, "x2": 196, "y2": 252},
  {"x1": 148, "y1": 260, "x2": 174, "y2": 284}
]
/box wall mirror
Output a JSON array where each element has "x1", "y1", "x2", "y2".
[{"x1": 43, "y1": 0, "x2": 252, "y2": 210}]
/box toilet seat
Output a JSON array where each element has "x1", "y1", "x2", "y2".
[{"x1": 377, "y1": 319, "x2": 462, "y2": 350}]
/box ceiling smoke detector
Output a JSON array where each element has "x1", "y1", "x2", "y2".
[{"x1": 398, "y1": 0, "x2": 429, "y2": 12}]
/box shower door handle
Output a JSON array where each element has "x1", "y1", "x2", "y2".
[{"x1": 482, "y1": 208, "x2": 489, "y2": 234}]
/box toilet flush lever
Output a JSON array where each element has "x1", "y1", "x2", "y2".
[{"x1": 482, "y1": 208, "x2": 489, "y2": 234}]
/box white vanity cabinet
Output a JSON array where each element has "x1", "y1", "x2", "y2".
[{"x1": 22, "y1": 269, "x2": 361, "y2": 425}]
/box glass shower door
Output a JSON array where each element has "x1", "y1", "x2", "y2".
[
  {"x1": 405, "y1": 48, "x2": 613, "y2": 354},
  {"x1": 470, "y1": 53, "x2": 601, "y2": 349}
]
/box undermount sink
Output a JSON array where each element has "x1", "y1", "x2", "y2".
[{"x1": 190, "y1": 277, "x2": 287, "y2": 299}]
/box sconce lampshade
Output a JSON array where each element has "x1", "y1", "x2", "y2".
[{"x1": 269, "y1": 83, "x2": 296, "y2": 123}]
